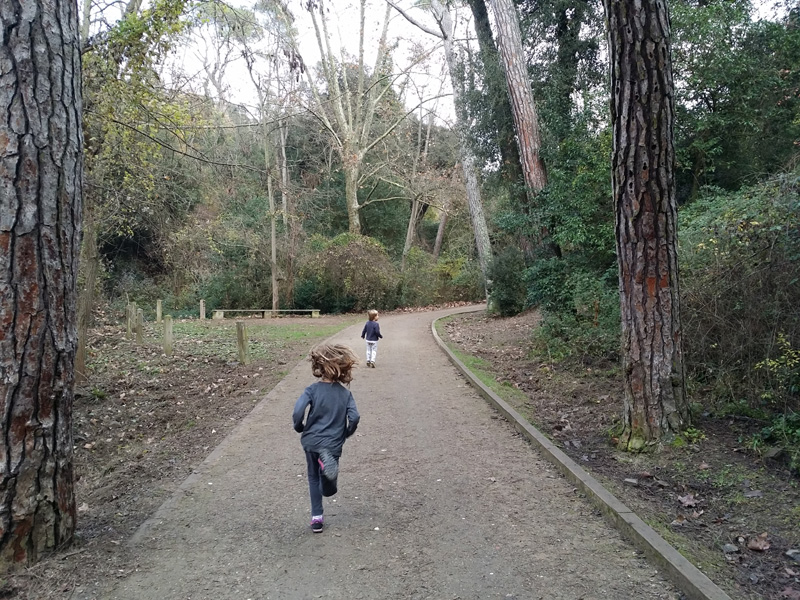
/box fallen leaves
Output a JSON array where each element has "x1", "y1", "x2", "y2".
[
  {"x1": 747, "y1": 532, "x2": 770, "y2": 552},
  {"x1": 678, "y1": 493, "x2": 698, "y2": 507}
]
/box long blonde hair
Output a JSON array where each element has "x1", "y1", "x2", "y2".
[{"x1": 310, "y1": 343, "x2": 358, "y2": 384}]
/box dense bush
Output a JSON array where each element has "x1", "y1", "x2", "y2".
[
  {"x1": 680, "y1": 172, "x2": 800, "y2": 412},
  {"x1": 433, "y1": 254, "x2": 485, "y2": 303},
  {"x1": 399, "y1": 248, "x2": 439, "y2": 307},
  {"x1": 528, "y1": 259, "x2": 621, "y2": 363},
  {"x1": 295, "y1": 234, "x2": 400, "y2": 313},
  {"x1": 489, "y1": 247, "x2": 527, "y2": 316}
]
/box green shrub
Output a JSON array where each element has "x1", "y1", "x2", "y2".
[
  {"x1": 527, "y1": 257, "x2": 620, "y2": 363},
  {"x1": 295, "y1": 234, "x2": 399, "y2": 313},
  {"x1": 680, "y1": 171, "x2": 800, "y2": 411},
  {"x1": 755, "y1": 410, "x2": 800, "y2": 474},
  {"x1": 489, "y1": 247, "x2": 527, "y2": 316},
  {"x1": 434, "y1": 254, "x2": 485, "y2": 302},
  {"x1": 399, "y1": 247, "x2": 438, "y2": 307}
]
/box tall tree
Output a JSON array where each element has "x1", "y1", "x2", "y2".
[
  {"x1": 487, "y1": 0, "x2": 547, "y2": 195},
  {"x1": 302, "y1": 0, "x2": 394, "y2": 234},
  {"x1": 0, "y1": 0, "x2": 82, "y2": 563},
  {"x1": 388, "y1": 0, "x2": 493, "y2": 291},
  {"x1": 603, "y1": 0, "x2": 689, "y2": 449}
]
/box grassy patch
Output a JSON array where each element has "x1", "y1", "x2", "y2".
[
  {"x1": 435, "y1": 318, "x2": 529, "y2": 407},
  {"x1": 139, "y1": 319, "x2": 358, "y2": 363}
]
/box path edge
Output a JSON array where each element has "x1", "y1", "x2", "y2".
[{"x1": 431, "y1": 309, "x2": 732, "y2": 600}]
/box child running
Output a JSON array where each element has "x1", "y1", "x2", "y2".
[
  {"x1": 292, "y1": 343, "x2": 360, "y2": 533},
  {"x1": 360, "y1": 309, "x2": 383, "y2": 368}
]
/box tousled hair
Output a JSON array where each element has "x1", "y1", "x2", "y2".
[
  {"x1": 310, "y1": 343, "x2": 358, "y2": 384},
  {"x1": 368, "y1": 309, "x2": 378, "y2": 321}
]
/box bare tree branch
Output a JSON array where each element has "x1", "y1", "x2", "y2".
[{"x1": 386, "y1": 1, "x2": 442, "y2": 38}]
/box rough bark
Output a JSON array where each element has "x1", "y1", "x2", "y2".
[
  {"x1": 603, "y1": 0, "x2": 688, "y2": 450},
  {"x1": 343, "y1": 159, "x2": 361, "y2": 235},
  {"x1": 0, "y1": 0, "x2": 82, "y2": 565},
  {"x1": 487, "y1": 0, "x2": 547, "y2": 194},
  {"x1": 468, "y1": 0, "x2": 524, "y2": 190}
]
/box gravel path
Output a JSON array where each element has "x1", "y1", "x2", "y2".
[{"x1": 105, "y1": 306, "x2": 679, "y2": 600}]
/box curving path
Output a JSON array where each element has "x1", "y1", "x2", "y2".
[{"x1": 106, "y1": 306, "x2": 678, "y2": 600}]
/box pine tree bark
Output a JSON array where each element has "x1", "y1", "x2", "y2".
[
  {"x1": 487, "y1": 0, "x2": 547, "y2": 193},
  {"x1": 468, "y1": 0, "x2": 525, "y2": 193},
  {"x1": 1, "y1": 0, "x2": 82, "y2": 564},
  {"x1": 603, "y1": 0, "x2": 688, "y2": 450}
]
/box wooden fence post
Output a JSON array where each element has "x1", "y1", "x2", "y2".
[
  {"x1": 136, "y1": 309, "x2": 144, "y2": 344},
  {"x1": 126, "y1": 303, "x2": 133, "y2": 339},
  {"x1": 156, "y1": 299, "x2": 162, "y2": 324},
  {"x1": 200, "y1": 299, "x2": 206, "y2": 321},
  {"x1": 236, "y1": 321, "x2": 249, "y2": 365},
  {"x1": 130, "y1": 302, "x2": 137, "y2": 340},
  {"x1": 163, "y1": 315, "x2": 173, "y2": 356}
]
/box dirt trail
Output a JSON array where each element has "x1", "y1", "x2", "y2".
[{"x1": 102, "y1": 306, "x2": 678, "y2": 600}]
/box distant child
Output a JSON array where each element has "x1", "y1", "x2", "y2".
[
  {"x1": 292, "y1": 343, "x2": 360, "y2": 533},
  {"x1": 360, "y1": 309, "x2": 383, "y2": 368}
]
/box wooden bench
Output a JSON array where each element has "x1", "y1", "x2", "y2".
[{"x1": 212, "y1": 308, "x2": 320, "y2": 319}]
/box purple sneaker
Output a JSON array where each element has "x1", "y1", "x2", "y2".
[{"x1": 311, "y1": 516, "x2": 323, "y2": 533}]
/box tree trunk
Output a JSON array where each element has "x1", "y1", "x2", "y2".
[
  {"x1": 344, "y1": 160, "x2": 361, "y2": 235},
  {"x1": 268, "y1": 175, "x2": 278, "y2": 312},
  {"x1": 401, "y1": 196, "x2": 423, "y2": 271},
  {"x1": 75, "y1": 215, "x2": 99, "y2": 386},
  {"x1": 0, "y1": 0, "x2": 82, "y2": 564},
  {"x1": 433, "y1": 201, "x2": 448, "y2": 260},
  {"x1": 468, "y1": 0, "x2": 526, "y2": 197},
  {"x1": 488, "y1": 0, "x2": 547, "y2": 194},
  {"x1": 603, "y1": 0, "x2": 689, "y2": 450},
  {"x1": 431, "y1": 0, "x2": 492, "y2": 292},
  {"x1": 279, "y1": 119, "x2": 289, "y2": 230}
]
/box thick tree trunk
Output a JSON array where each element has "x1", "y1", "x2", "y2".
[
  {"x1": 0, "y1": 0, "x2": 82, "y2": 565},
  {"x1": 488, "y1": 0, "x2": 547, "y2": 194},
  {"x1": 603, "y1": 0, "x2": 688, "y2": 450},
  {"x1": 344, "y1": 160, "x2": 361, "y2": 235}
]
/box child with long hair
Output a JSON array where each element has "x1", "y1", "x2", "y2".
[{"x1": 292, "y1": 343, "x2": 360, "y2": 533}]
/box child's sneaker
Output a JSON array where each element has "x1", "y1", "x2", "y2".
[
  {"x1": 318, "y1": 449, "x2": 339, "y2": 481},
  {"x1": 310, "y1": 516, "x2": 323, "y2": 533}
]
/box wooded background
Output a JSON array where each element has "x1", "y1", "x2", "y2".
[
  {"x1": 2, "y1": 0, "x2": 799, "y2": 566},
  {"x1": 77, "y1": 0, "x2": 800, "y2": 470}
]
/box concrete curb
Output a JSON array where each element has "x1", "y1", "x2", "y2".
[{"x1": 431, "y1": 309, "x2": 732, "y2": 600}]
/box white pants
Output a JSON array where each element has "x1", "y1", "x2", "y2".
[{"x1": 365, "y1": 341, "x2": 378, "y2": 363}]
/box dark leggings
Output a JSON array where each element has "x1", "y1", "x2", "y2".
[{"x1": 305, "y1": 450, "x2": 339, "y2": 516}]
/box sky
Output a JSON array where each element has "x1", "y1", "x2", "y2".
[{"x1": 165, "y1": 0, "x2": 459, "y2": 124}]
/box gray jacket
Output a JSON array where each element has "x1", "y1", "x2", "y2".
[{"x1": 292, "y1": 381, "x2": 360, "y2": 453}]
